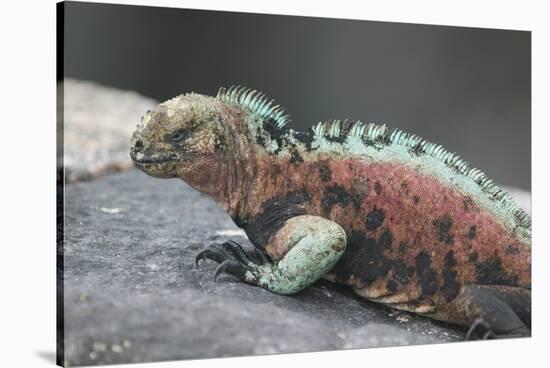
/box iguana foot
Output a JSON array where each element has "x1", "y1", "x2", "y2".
[
  {"x1": 196, "y1": 216, "x2": 346, "y2": 295},
  {"x1": 466, "y1": 318, "x2": 530, "y2": 340},
  {"x1": 466, "y1": 318, "x2": 497, "y2": 340},
  {"x1": 458, "y1": 285, "x2": 531, "y2": 340},
  {"x1": 195, "y1": 240, "x2": 272, "y2": 283}
]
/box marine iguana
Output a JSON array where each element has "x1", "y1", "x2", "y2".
[{"x1": 129, "y1": 86, "x2": 531, "y2": 339}]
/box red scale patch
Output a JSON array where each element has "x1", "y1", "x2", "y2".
[
  {"x1": 328, "y1": 159, "x2": 529, "y2": 289},
  {"x1": 244, "y1": 153, "x2": 530, "y2": 303}
]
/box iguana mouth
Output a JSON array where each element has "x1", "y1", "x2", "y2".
[
  {"x1": 129, "y1": 149, "x2": 179, "y2": 165},
  {"x1": 129, "y1": 149, "x2": 197, "y2": 177},
  {"x1": 129, "y1": 149, "x2": 178, "y2": 178}
]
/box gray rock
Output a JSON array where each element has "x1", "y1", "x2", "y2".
[
  {"x1": 62, "y1": 170, "x2": 491, "y2": 366},
  {"x1": 59, "y1": 79, "x2": 158, "y2": 183}
]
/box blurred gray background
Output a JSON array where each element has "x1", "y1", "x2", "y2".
[{"x1": 62, "y1": 1, "x2": 531, "y2": 190}]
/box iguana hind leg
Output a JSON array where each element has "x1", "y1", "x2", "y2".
[
  {"x1": 196, "y1": 215, "x2": 347, "y2": 295},
  {"x1": 455, "y1": 285, "x2": 531, "y2": 339}
]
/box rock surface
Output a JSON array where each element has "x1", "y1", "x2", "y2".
[
  {"x1": 59, "y1": 79, "x2": 158, "y2": 183},
  {"x1": 61, "y1": 170, "x2": 487, "y2": 366}
]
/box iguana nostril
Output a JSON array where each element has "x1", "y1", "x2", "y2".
[{"x1": 135, "y1": 140, "x2": 144, "y2": 151}]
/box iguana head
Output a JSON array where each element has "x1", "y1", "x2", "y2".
[{"x1": 129, "y1": 93, "x2": 239, "y2": 194}]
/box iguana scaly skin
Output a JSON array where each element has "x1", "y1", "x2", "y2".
[{"x1": 129, "y1": 87, "x2": 531, "y2": 339}]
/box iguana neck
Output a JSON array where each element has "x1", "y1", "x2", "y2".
[
  {"x1": 220, "y1": 142, "x2": 258, "y2": 222},
  {"x1": 182, "y1": 117, "x2": 259, "y2": 222}
]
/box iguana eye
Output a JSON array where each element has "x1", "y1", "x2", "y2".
[{"x1": 165, "y1": 129, "x2": 189, "y2": 145}]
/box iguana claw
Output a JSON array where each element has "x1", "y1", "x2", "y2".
[
  {"x1": 213, "y1": 259, "x2": 251, "y2": 282},
  {"x1": 466, "y1": 318, "x2": 494, "y2": 340},
  {"x1": 195, "y1": 247, "x2": 225, "y2": 267},
  {"x1": 195, "y1": 241, "x2": 272, "y2": 283}
]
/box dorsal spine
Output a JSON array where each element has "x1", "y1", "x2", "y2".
[
  {"x1": 217, "y1": 86, "x2": 291, "y2": 129},
  {"x1": 216, "y1": 86, "x2": 530, "y2": 232},
  {"x1": 310, "y1": 119, "x2": 531, "y2": 230}
]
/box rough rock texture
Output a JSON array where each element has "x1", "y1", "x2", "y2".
[
  {"x1": 62, "y1": 170, "x2": 529, "y2": 366},
  {"x1": 59, "y1": 79, "x2": 158, "y2": 182}
]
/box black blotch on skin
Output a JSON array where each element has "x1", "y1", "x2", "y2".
[
  {"x1": 263, "y1": 117, "x2": 288, "y2": 140},
  {"x1": 289, "y1": 149, "x2": 303, "y2": 164},
  {"x1": 386, "y1": 279, "x2": 398, "y2": 293},
  {"x1": 262, "y1": 117, "x2": 290, "y2": 154},
  {"x1": 468, "y1": 252, "x2": 479, "y2": 263},
  {"x1": 467, "y1": 225, "x2": 477, "y2": 240},
  {"x1": 433, "y1": 215, "x2": 454, "y2": 245},
  {"x1": 441, "y1": 250, "x2": 460, "y2": 302},
  {"x1": 444, "y1": 251, "x2": 457, "y2": 268},
  {"x1": 325, "y1": 133, "x2": 347, "y2": 144},
  {"x1": 323, "y1": 121, "x2": 355, "y2": 145},
  {"x1": 255, "y1": 127, "x2": 267, "y2": 147},
  {"x1": 415, "y1": 251, "x2": 439, "y2": 296},
  {"x1": 409, "y1": 141, "x2": 426, "y2": 156},
  {"x1": 412, "y1": 195, "x2": 420, "y2": 205},
  {"x1": 374, "y1": 181, "x2": 382, "y2": 195},
  {"x1": 293, "y1": 130, "x2": 315, "y2": 151},
  {"x1": 463, "y1": 196, "x2": 475, "y2": 212},
  {"x1": 363, "y1": 129, "x2": 392, "y2": 150},
  {"x1": 505, "y1": 245, "x2": 520, "y2": 255},
  {"x1": 331, "y1": 230, "x2": 393, "y2": 283},
  {"x1": 261, "y1": 119, "x2": 303, "y2": 163},
  {"x1": 378, "y1": 229, "x2": 393, "y2": 251},
  {"x1": 322, "y1": 184, "x2": 361, "y2": 216},
  {"x1": 365, "y1": 208, "x2": 385, "y2": 231},
  {"x1": 319, "y1": 162, "x2": 332, "y2": 182},
  {"x1": 237, "y1": 189, "x2": 311, "y2": 249},
  {"x1": 392, "y1": 259, "x2": 415, "y2": 284},
  {"x1": 474, "y1": 254, "x2": 519, "y2": 286},
  {"x1": 398, "y1": 241, "x2": 407, "y2": 254}
]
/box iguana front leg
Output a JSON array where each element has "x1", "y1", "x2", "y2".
[{"x1": 196, "y1": 215, "x2": 347, "y2": 294}]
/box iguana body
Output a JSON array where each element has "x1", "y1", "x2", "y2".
[{"x1": 130, "y1": 87, "x2": 531, "y2": 338}]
